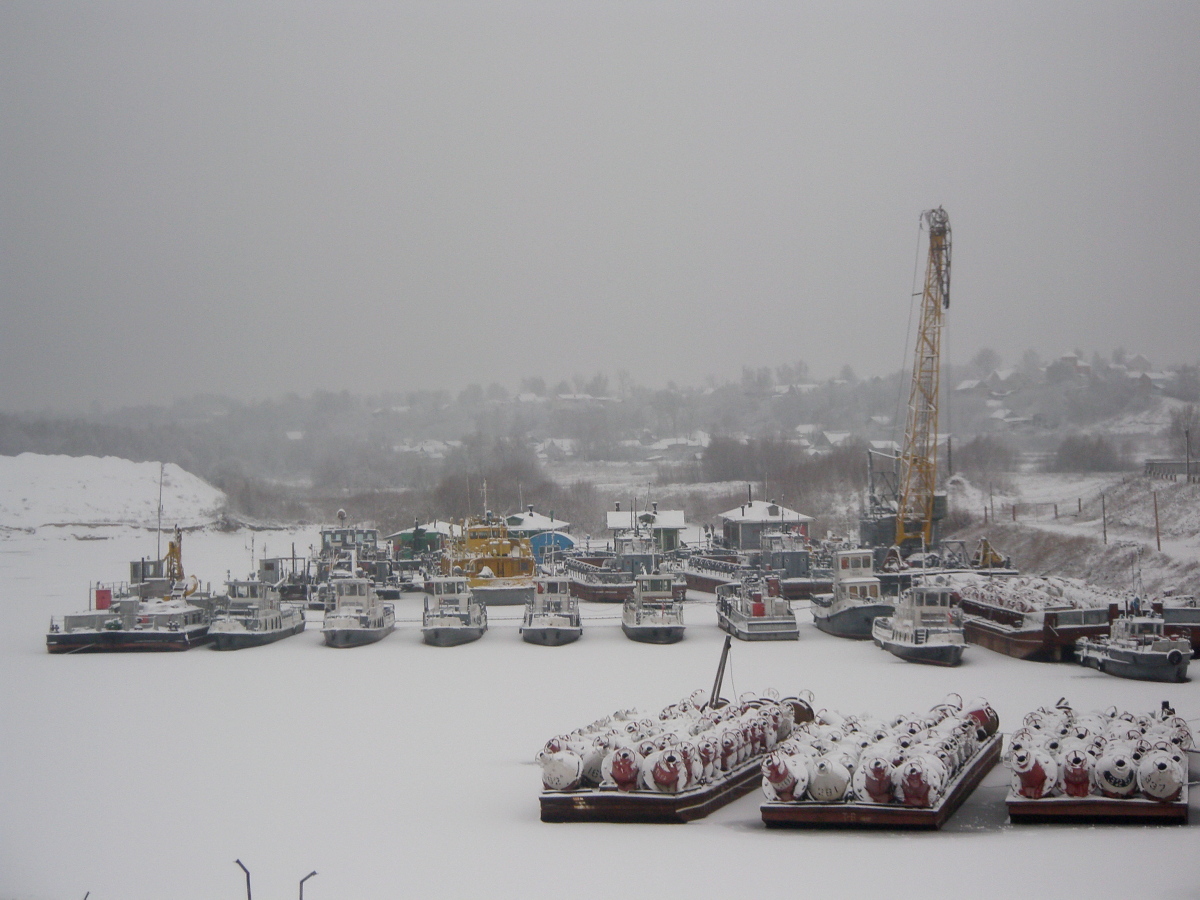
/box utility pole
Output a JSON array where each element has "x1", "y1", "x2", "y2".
[{"x1": 1101, "y1": 494, "x2": 1107, "y2": 544}]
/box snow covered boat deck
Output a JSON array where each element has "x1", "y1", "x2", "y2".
[
  {"x1": 1006, "y1": 785, "x2": 1188, "y2": 825},
  {"x1": 540, "y1": 758, "x2": 763, "y2": 824},
  {"x1": 761, "y1": 734, "x2": 1002, "y2": 830}
]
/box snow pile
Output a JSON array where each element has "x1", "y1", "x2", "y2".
[{"x1": 0, "y1": 453, "x2": 226, "y2": 530}]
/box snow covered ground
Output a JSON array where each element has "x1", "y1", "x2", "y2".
[{"x1": 1, "y1": 456, "x2": 1198, "y2": 899}]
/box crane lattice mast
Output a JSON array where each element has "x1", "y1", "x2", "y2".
[{"x1": 895, "y1": 207, "x2": 951, "y2": 548}]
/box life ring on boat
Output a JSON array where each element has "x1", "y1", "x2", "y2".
[{"x1": 1167, "y1": 650, "x2": 1184, "y2": 666}]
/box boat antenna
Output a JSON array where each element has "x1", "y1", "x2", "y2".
[{"x1": 156, "y1": 461, "x2": 165, "y2": 559}]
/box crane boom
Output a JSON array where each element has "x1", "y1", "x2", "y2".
[{"x1": 895, "y1": 207, "x2": 951, "y2": 548}]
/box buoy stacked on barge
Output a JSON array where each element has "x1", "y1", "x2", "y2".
[
  {"x1": 1004, "y1": 701, "x2": 1193, "y2": 803},
  {"x1": 537, "y1": 689, "x2": 810, "y2": 794},
  {"x1": 759, "y1": 695, "x2": 999, "y2": 808}
]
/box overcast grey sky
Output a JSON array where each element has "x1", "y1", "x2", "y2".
[{"x1": 3, "y1": 2, "x2": 1198, "y2": 411}]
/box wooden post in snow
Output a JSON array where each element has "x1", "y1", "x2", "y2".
[{"x1": 1101, "y1": 494, "x2": 1107, "y2": 544}]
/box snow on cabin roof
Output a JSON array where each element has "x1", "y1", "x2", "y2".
[
  {"x1": 794, "y1": 424, "x2": 819, "y2": 435},
  {"x1": 718, "y1": 500, "x2": 813, "y2": 524},
  {"x1": 606, "y1": 509, "x2": 688, "y2": 532},
  {"x1": 869, "y1": 440, "x2": 900, "y2": 453},
  {"x1": 955, "y1": 379, "x2": 982, "y2": 391},
  {"x1": 821, "y1": 431, "x2": 853, "y2": 447},
  {"x1": 386, "y1": 520, "x2": 459, "y2": 540},
  {"x1": 505, "y1": 509, "x2": 570, "y2": 533}
]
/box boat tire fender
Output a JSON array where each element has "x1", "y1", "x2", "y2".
[{"x1": 1167, "y1": 649, "x2": 1183, "y2": 666}]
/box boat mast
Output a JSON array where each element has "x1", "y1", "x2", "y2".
[{"x1": 156, "y1": 461, "x2": 165, "y2": 559}]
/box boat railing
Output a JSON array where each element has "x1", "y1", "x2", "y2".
[
  {"x1": 686, "y1": 556, "x2": 749, "y2": 577},
  {"x1": 566, "y1": 563, "x2": 632, "y2": 586}
]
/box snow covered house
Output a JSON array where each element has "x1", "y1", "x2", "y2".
[{"x1": 718, "y1": 500, "x2": 812, "y2": 550}]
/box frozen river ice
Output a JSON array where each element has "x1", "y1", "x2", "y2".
[{"x1": 1, "y1": 525, "x2": 1197, "y2": 900}]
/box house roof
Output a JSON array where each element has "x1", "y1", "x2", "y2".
[
  {"x1": 505, "y1": 509, "x2": 570, "y2": 533},
  {"x1": 718, "y1": 499, "x2": 813, "y2": 524},
  {"x1": 606, "y1": 509, "x2": 688, "y2": 532},
  {"x1": 385, "y1": 520, "x2": 459, "y2": 540}
]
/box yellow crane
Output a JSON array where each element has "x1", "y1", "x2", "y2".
[{"x1": 895, "y1": 207, "x2": 951, "y2": 549}]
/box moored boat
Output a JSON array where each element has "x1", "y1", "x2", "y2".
[
  {"x1": 47, "y1": 527, "x2": 212, "y2": 653},
  {"x1": 872, "y1": 581, "x2": 965, "y2": 666},
  {"x1": 758, "y1": 530, "x2": 830, "y2": 599},
  {"x1": 521, "y1": 577, "x2": 582, "y2": 646},
  {"x1": 321, "y1": 574, "x2": 395, "y2": 647},
  {"x1": 422, "y1": 576, "x2": 487, "y2": 646},
  {"x1": 715, "y1": 576, "x2": 798, "y2": 641},
  {"x1": 956, "y1": 575, "x2": 1115, "y2": 661},
  {"x1": 442, "y1": 516, "x2": 536, "y2": 606},
  {"x1": 1076, "y1": 613, "x2": 1190, "y2": 682},
  {"x1": 810, "y1": 549, "x2": 893, "y2": 639},
  {"x1": 621, "y1": 573, "x2": 685, "y2": 644},
  {"x1": 209, "y1": 578, "x2": 305, "y2": 650}
]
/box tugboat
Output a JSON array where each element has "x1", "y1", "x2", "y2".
[
  {"x1": 46, "y1": 527, "x2": 212, "y2": 653},
  {"x1": 1076, "y1": 611, "x2": 1191, "y2": 682},
  {"x1": 621, "y1": 573, "x2": 685, "y2": 644},
  {"x1": 422, "y1": 576, "x2": 487, "y2": 646},
  {"x1": 871, "y1": 580, "x2": 965, "y2": 666},
  {"x1": 321, "y1": 573, "x2": 395, "y2": 647},
  {"x1": 715, "y1": 575, "x2": 798, "y2": 641},
  {"x1": 810, "y1": 549, "x2": 893, "y2": 639},
  {"x1": 521, "y1": 577, "x2": 582, "y2": 646},
  {"x1": 209, "y1": 577, "x2": 306, "y2": 650},
  {"x1": 441, "y1": 515, "x2": 537, "y2": 606}
]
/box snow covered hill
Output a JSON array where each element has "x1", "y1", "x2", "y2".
[{"x1": 0, "y1": 453, "x2": 226, "y2": 530}]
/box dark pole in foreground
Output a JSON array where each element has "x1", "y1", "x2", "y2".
[
  {"x1": 300, "y1": 870, "x2": 318, "y2": 899},
  {"x1": 235, "y1": 860, "x2": 251, "y2": 900},
  {"x1": 710, "y1": 634, "x2": 733, "y2": 708}
]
